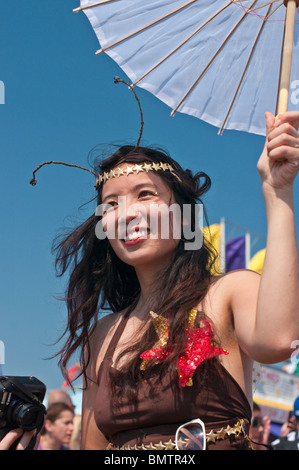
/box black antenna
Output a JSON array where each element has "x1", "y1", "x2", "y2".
[
  {"x1": 29, "y1": 160, "x2": 98, "y2": 186},
  {"x1": 114, "y1": 76, "x2": 144, "y2": 149},
  {"x1": 30, "y1": 77, "x2": 145, "y2": 187}
]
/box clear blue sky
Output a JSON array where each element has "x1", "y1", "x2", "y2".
[{"x1": 1, "y1": 1, "x2": 298, "y2": 393}]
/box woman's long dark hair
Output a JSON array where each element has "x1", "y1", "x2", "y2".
[{"x1": 53, "y1": 145, "x2": 218, "y2": 395}]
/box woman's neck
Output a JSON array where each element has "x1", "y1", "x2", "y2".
[
  {"x1": 39, "y1": 434, "x2": 63, "y2": 451},
  {"x1": 134, "y1": 256, "x2": 171, "y2": 300}
]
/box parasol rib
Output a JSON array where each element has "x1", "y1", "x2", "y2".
[
  {"x1": 94, "y1": 0, "x2": 198, "y2": 55},
  {"x1": 266, "y1": 1, "x2": 284, "y2": 19},
  {"x1": 132, "y1": 1, "x2": 236, "y2": 87},
  {"x1": 219, "y1": 4, "x2": 273, "y2": 134},
  {"x1": 249, "y1": 0, "x2": 280, "y2": 12},
  {"x1": 73, "y1": 0, "x2": 117, "y2": 13},
  {"x1": 278, "y1": 0, "x2": 297, "y2": 114},
  {"x1": 170, "y1": 0, "x2": 259, "y2": 117}
]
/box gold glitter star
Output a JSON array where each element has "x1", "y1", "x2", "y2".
[
  {"x1": 124, "y1": 165, "x2": 134, "y2": 175},
  {"x1": 176, "y1": 437, "x2": 189, "y2": 449},
  {"x1": 152, "y1": 162, "x2": 161, "y2": 171},
  {"x1": 224, "y1": 425, "x2": 235, "y2": 436},
  {"x1": 216, "y1": 428, "x2": 226, "y2": 440},
  {"x1": 108, "y1": 169, "x2": 115, "y2": 179},
  {"x1": 133, "y1": 164, "x2": 144, "y2": 173},
  {"x1": 143, "y1": 162, "x2": 153, "y2": 172},
  {"x1": 103, "y1": 172, "x2": 109, "y2": 183},
  {"x1": 150, "y1": 311, "x2": 169, "y2": 347},
  {"x1": 115, "y1": 167, "x2": 124, "y2": 177},
  {"x1": 155, "y1": 441, "x2": 166, "y2": 450},
  {"x1": 145, "y1": 442, "x2": 158, "y2": 450},
  {"x1": 164, "y1": 439, "x2": 176, "y2": 450},
  {"x1": 206, "y1": 430, "x2": 218, "y2": 443},
  {"x1": 234, "y1": 420, "x2": 243, "y2": 436},
  {"x1": 160, "y1": 162, "x2": 169, "y2": 171},
  {"x1": 188, "y1": 308, "x2": 198, "y2": 329}
]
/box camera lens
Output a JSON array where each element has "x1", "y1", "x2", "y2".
[{"x1": 9, "y1": 402, "x2": 44, "y2": 431}]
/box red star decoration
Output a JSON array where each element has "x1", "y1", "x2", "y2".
[{"x1": 140, "y1": 313, "x2": 228, "y2": 387}]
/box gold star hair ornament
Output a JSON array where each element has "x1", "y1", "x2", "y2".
[
  {"x1": 29, "y1": 159, "x2": 182, "y2": 189},
  {"x1": 96, "y1": 161, "x2": 182, "y2": 187}
]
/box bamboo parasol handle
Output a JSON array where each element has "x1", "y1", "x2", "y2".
[{"x1": 278, "y1": 0, "x2": 298, "y2": 114}]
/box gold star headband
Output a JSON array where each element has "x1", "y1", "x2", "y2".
[
  {"x1": 30, "y1": 159, "x2": 182, "y2": 190},
  {"x1": 96, "y1": 161, "x2": 182, "y2": 186}
]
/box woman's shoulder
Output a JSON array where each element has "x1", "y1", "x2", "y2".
[
  {"x1": 90, "y1": 309, "x2": 130, "y2": 357},
  {"x1": 205, "y1": 269, "x2": 261, "y2": 311},
  {"x1": 91, "y1": 310, "x2": 124, "y2": 345},
  {"x1": 85, "y1": 310, "x2": 125, "y2": 381},
  {"x1": 210, "y1": 268, "x2": 260, "y2": 291}
]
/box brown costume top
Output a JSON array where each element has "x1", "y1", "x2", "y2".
[{"x1": 95, "y1": 314, "x2": 252, "y2": 450}]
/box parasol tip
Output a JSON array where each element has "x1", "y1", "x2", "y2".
[{"x1": 283, "y1": 0, "x2": 299, "y2": 6}]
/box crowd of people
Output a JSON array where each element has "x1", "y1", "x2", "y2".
[
  {"x1": 1, "y1": 382, "x2": 298, "y2": 450},
  {"x1": 24, "y1": 390, "x2": 298, "y2": 450},
  {"x1": 6, "y1": 388, "x2": 299, "y2": 450},
  {"x1": 40, "y1": 391, "x2": 299, "y2": 451},
  {"x1": 49, "y1": 392, "x2": 299, "y2": 451},
  {"x1": 248, "y1": 398, "x2": 299, "y2": 450}
]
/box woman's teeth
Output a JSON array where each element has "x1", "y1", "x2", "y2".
[{"x1": 124, "y1": 229, "x2": 148, "y2": 241}]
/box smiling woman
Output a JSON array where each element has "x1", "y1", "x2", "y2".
[
  {"x1": 5, "y1": 111, "x2": 299, "y2": 451},
  {"x1": 53, "y1": 144, "x2": 216, "y2": 393},
  {"x1": 39, "y1": 118, "x2": 298, "y2": 451},
  {"x1": 100, "y1": 164, "x2": 180, "y2": 267}
]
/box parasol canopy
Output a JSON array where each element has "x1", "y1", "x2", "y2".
[{"x1": 74, "y1": 0, "x2": 299, "y2": 136}]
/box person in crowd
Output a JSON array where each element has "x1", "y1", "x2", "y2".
[
  {"x1": 249, "y1": 402, "x2": 271, "y2": 450},
  {"x1": 280, "y1": 412, "x2": 296, "y2": 437},
  {"x1": 37, "y1": 402, "x2": 74, "y2": 450},
  {"x1": 271, "y1": 397, "x2": 299, "y2": 450},
  {"x1": 47, "y1": 389, "x2": 75, "y2": 411}
]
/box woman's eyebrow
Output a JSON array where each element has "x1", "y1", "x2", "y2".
[
  {"x1": 102, "y1": 182, "x2": 158, "y2": 202},
  {"x1": 132, "y1": 182, "x2": 158, "y2": 192},
  {"x1": 102, "y1": 192, "x2": 119, "y2": 203}
]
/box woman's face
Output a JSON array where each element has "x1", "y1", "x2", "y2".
[
  {"x1": 100, "y1": 163, "x2": 181, "y2": 269},
  {"x1": 47, "y1": 410, "x2": 74, "y2": 447}
]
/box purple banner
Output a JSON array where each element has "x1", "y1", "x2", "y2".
[{"x1": 225, "y1": 236, "x2": 245, "y2": 272}]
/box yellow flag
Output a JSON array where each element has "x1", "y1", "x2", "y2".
[
  {"x1": 203, "y1": 224, "x2": 221, "y2": 274},
  {"x1": 249, "y1": 248, "x2": 266, "y2": 274}
]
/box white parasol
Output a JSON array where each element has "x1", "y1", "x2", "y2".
[{"x1": 73, "y1": 0, "x2": 299, "y2": 136}]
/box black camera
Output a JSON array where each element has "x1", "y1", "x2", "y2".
[{"x1": 0, "y1": 376, "x2": 46, "y2": 449}]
